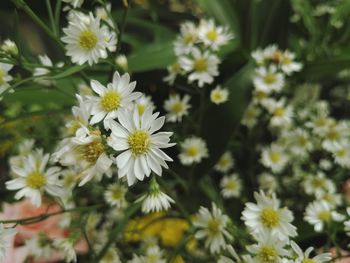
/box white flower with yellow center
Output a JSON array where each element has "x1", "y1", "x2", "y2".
[
  {"x1": 265, "y1": 98, "x2": 293, "y2": 127},
  {"x1": 261, "y1": 144, "x2": 289, "y2": 173},
  {"x1": 290, "y1": 241, "x2": 331, "y2": 263},
  {"x1": 330, "y1": 140, "x2": 350, "y2": 168},
  {"x1": 193, "y1": 203, "x2": 232, "y2": 254},
  {"x1": 108, "y1": 107, "x2": 175, "y2": 186},
  {"x1": 0, "y1": 224, "x2": 17, "y2": 262},
  {"x1": 280, "y1": 51, "x2": 302, "y2": 75},
  {"x1": 242, "y1": 103, "x2": 261, "y2": 129},
  {"x1": 285, "y1": 128, "x2": 313, "y2": 157},
  {"x1": 133, "y1": 95, "x2": 155, "y2": 116},
  {"x1": 61, "y1": 12, "x2": 116, "y2": 65},
  {"x1": 241, "y1": 191, "x2": 297, "y2": 239},
  {"x1": 220, "y1": 174, "x2": 242, "y2": 198},
  {"x1": 163, "y1": 93, "x2": 191, "y2": 122},
  {"x1": 104, "y1": 183, "x2": 127, "y2": 208},
  {"x1": 100, "y1": 247, "x2": 122, "y2": 263},
  {"x1": 198, "y1": 19, "x2": 233, "y2": 50},
  {"x1": 6, "y1": 152, "x2": 63, "y2": 207},
  {"x1": 304, "y1": 200, "x2": 344, "y2": 232},
  {"x1": 247, "y1": 231, "x2": 289, "y2": 263},
  {"x1": 252, "y1": 45, "x2": 279, "y2": 65},
  {"x1": 210, "y1": 86, "x2": 229, "y2": 105},
  {"x1": 179, "y1": 47, "x2": 219, "y2": 87},
  {"x1": 302, "y1": 172, "x2": 335, "y2": 197},
  {"x1": 178, "y1": 137, "x2": 208, "y2": 165},
  {"x1": 321, "y1": 121, "x2": 348, "y2": 151},
  {"x1": 87, "y1": 71, "x2": 142, "y2": 129},
  {"x1": 258, "y1": 173, "x2": 278, "y2": 192},
  {"x1": 163, "y1": 62, "x2": 182, "y2": 85},
  {"x1": 174, "y1": 21, "x2": 198, "y2": 56},
  {"x1": 253, "y1": 65, "x2": 285, "y2": 93},
  {"x1": 214, "y1": 151, "x2": 234, "y2": 173},
  {"x1": 0, "y1": 62, "x2": 13, "y2": 96}
]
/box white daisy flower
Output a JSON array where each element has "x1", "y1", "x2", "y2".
[
  {"x1": 258, "y1": 173, "x2": 278, "y2": 192},
  {"x1": 220, "y1": 173, "x2": 242, "y2": 198},
  {"x1": 321, "y1": 121, "x2": 348, "y2": 151},
  {"x1": 280, "y1": 50, "x2": 302, "y2": 75},
  {"x1": 253, "y1": 65, "x2": 285, "y2": 93},
  {"x1": 134, "y1": 94, "x2": 155, "y2": 116},
  {"x1": 302, "y1": 172, "x2": 335, "y2": 197},
  {"x1": 290, "y1": 241, "x2": 331, "y2": 263},
  {"x1": 252, "y1": 45, "x2": 279, "y2": 65},
  {"x1": 285, "y1": 128, "x2": 313, "y2": 157},
  {"x1": 163, "y1": 93, "x2": 191, "y2": 122},
  {"x1": 179, "y1": 47, "x2": 220, "y2": 87},
  {"x1": 61, "y1": 12, "x2": 117, "y2": 65},
  {"x1": 104, "y1": 183, "x2": 127, "y2": 208},
  {"x1": 163, "y1": 62, "x2": 182, "y2": 85},
  {"x1": 241, "y1": 191, "x2": 297, "y2": 239},
  {"x1": 193, "y1": 203, "x2": 232, "y2": 254},
  {"x1": 252, "y1": 89, "x2": 270, "y2": 105},
  {"x1": 6, "y1": 152, "x2": 63, "y2": 207},
  {"x1": 210, "y1": 86, "x2": 229, "y2": 105},
  {"x1": 330, "y1": 140, "x2": 350, "y2": 168},
  {"x1": 0, "y1": 62, "x2": 13, "y2": 96},
  {"x1": 107, "y1": 107, "x2": 175, "y2": 186},
  {"x1": 260, "y1": 144, "x2": 289, "y2": 173},
  {"x1": 174, "y1": 21, "x2": 198, "y2": 56},
  {"x1": 241, "y1": 103, "x2": 261, "y2": 129},
  {"x1": 198, "y1": 19, "x2": 233, "y2": 50},
  {"x1": 1, "y1": 39, "x2": 18, "y2": 55},
  {"x1": 265, "y1": 98, "x2": 293, "y2": 128},
  {"x1": 178, "y1": 136, "x2": 208, "y2": 165},
  {"x1": 86, "y1": 71, "x2": 142, "y2": 129},
  {"x1": 214, "y1": 151, "x2": 234, "y2": 173},
  {"x1": 304, "y1": 200, "x2": 344, "y2": 232},
  {"x1": 0, "y1": 224, "x2": 17, "y2": 262}
]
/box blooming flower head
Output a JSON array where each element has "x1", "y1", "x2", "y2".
[
  {"x1": 302, "y1": 172, "x2": 335, "y2": 197},
  {"x1": 104, "y1": 183, "x2": 127, "y2": 208},
  {"x1": 198, "y1": 19, "x2": 233, "y2": 50},
  {"x1": 108, "y1": 107, "x2": 175, "y2": 186},
  {"x1": 279, "y1": 50, "x2": 302, "y2": 75},
  {"x1": 253, "y1": 65, "x2": 285, "y2": 93},
  {"x1": 61, "y1": 12, "x2": 116, "y2": 65},
  {"x1": 261, "y1": 144, "x2": 289, "y2": 173},
  {"x1": 241, "y1": 191, "x2": 297, "y2": 239},
  {"x1": 163, "y1": 93, "x2": 191, "y2": 123},
  {"x1": 265, "y1": 98, "x2": 293, "y2": 128},
  {"x1": 174, "y1": 21, "x2": 199, "y2": 56},
  {"x1": 86, "y1": 71, "x2": 141, "y2": 129},
  {"x1": 210, "y1": 86, "x2": 229, "y2": 105},
  {"x1": 220, "y1": 174, "x2": 242, "y2": 198},
  {"x1": 133, "y1": 95, "x2": 155, "y2": 116},
  {"x1": 214, "y1": 151, "x2": 234, "y2": 173},
  {"x1": 193, "y1": 203, "x2": 232, "y2": 254},
  {"x1": 290, "y1": 241, "x2": 331, "y2": 263},
  {"x1": 242, "y1": 103, "x2": 261, "y2": 128},
  {"x1": 178, "y1": 136, "x2": 208, "y2": 165},
  {"x1": 163, "y1": 62, "x2": 182, "y2": 85},
  {"x1": 6, "y1": 152, "x2": 63, "y2": 207}
]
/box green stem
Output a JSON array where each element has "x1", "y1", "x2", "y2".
[
  {"x1": 54, "y1": 0, "x2": 62, "y2": 35},
  {"x1": 116, "y1": 1, "x2": 129, "y2": 54},
  {"x1": 46, "y1": 0, "x2": 57, "y2": 37}
]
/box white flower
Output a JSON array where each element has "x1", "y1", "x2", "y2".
[
  {"x1": 198, "y1": 19, "x2": 233, "y2": 50},
  {"x1": 128, "y1": 245, "x2": 166, "y2": 263},
  {"x1": 174, "y1": 21, "x2": 198, "y2": 56},
  {"x1": 220, "y1": 174, "x2": 242, "y2": 198},
  {"x1": 304, "y1": 200, "x2": 344, "y2": 232},
  {"x1": 265, "y1": 98, "x2": 293, "y2": 127},
  {"x1": 107, "y1": 107, "x2": 175, "y2": 186},
  {"x1": 210, "y1": 86, "x2": 229, "y2": 105},
  {"x1": 163, "y1": 94, "x2": 191, "y2": 122},
  {"x1": 290, "y1": 241, "x2": 331, "y2": 263},
  {"x1": 163, "y1": 62, "x2": 182, "y2": 85},
  {"x1": 258, "y1": 173, "x2": 278, "y2": 192},
  {"x1": 280, "y1": 51, "x2": 302, "y2": 75},
  {"x1": 134, "y1": 95, "x2": 155, "y2": 116},
  {"x1": 65, "y1": 94, "x2": 91, "y2": 136},
  {"x1": 0, "y1": 62, "x2": 13, "y2": 95},
  {"x1": 95, "y1": 3, "x2": 113, "y2": 27},
  {"x1": 1, "y1": 39, "x2": 18, "y2": 55},
  {"x1": 86, "y1": 71, "x2": 141, "y2": 129},
  {"x1": 33, "y1": 55, "x2": 62, "y2": 86},
  {"x1": 0, "y1": 224, "x2": 17, "y2": 262},
  {"x1": 193, "y1": 203, "x2": 232, "y2": 254},
  {"x1": 321, "y1": 121, "x2": 348, "y2": 151},
  {"x1": 261, "y1": 144, "x2": 289, "y2": 173},
  {"x1": 104, "y1": 183, "x2": 127, "y2": 208},
  {"x1": 302, "y1": 172, "x2": 335, "y2": 197},
  {"x1": 25, "y1": 234, "x2": 54, "y2": 260},
  {"x1": 253, "y1": 65, "x2": 285, "y2": 93},
  {"x1": 285, "y1": 128, "x2": 313, "y2": 157},
  {"x1": 330, "y1": 140, "x2": 350, "y2": 168},
  {"x1": 100, "y1": 247, "x2": 122, "y2": 263},
  {"x1": 252, "y1": 45, "x2": 279, "y2": 65},
  {"x1": 179, "y1": 47, "x2": 219, "y2": 87},
  {"x1": 115, "y1": 54, "x2": 128, "y2": 71},
  {"x1": 178, "y1": 137, "x2": 208, "y2": 165},
  {"x1": 214, "y1": 151, "x2": 234, "y2": 173},
  {"x1": 241, "y1": 191, "x2": 297, "y2": 239},
  {"x1": 139, "y1": 178, "x2": 174, "y2": 213},
  {"x1": 53, "y1": 238, "x2": 77, "y2": 263},
  {"x1": 6, "y1": 152, "x2": 63, "y2": 207},
  {"x1": 61, "y1": 12, "x2": 116, "y2": 65},
  {"x1": 242, "y1": 103, "x2": 261, "y2": 128}
]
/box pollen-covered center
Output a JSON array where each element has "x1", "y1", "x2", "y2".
[
  {"x1": 100, "y1": 90, "x2": 121, "y2": 112},
  {"x1": 226, "y1": 181, "x2": 237, "y2": 191},
  {"x1": 111, "y1": 188, "x2": 124, "y2": 200},
  {"x1": 206, "y1": 30, "x2": 218, "y2": 41},
  {"x1": 258, "y1": 246, "x2": 278, "y2": 263},
  {"x1": 263, "y1": 74, "x2": 277, "y2": 84},
  {"x1": 269, "y1": 152, "x2": 281, "y2": 163},
  {"x1": 171, "y1": 102, "x2": 184, "y2": 114},
  {"x1": 78, "y1": 30, "x2": 98, "y2": 50},
  {"x1": 273, "y1": 107, "x2": 285, "y2": 117},
  {"x1": 318, "y1": 210, "x2": 331, "y2": 221},
  {"x1": 212, "y1": 91, "x2": 223, "y2": 101},
  {"x1": 193, "y1": 58, "x2": 208, "y2": 72},
  {"x1": 128, "y1": 130, "x2": 151, "y2": 156},
  {"x1": 302, "y1": 259, "x2": 316, "y2": 263},
  {"x1": 78, "y1": 139, "x2": 105, "y2": 164},
  {"x1": 208, "y1": 219, "x2": 220, "y2": 235},
  {"x1": 26, "y1": 171, "x2": 47, "y2": 189},
  {"x1": 260, "y1": 207, "x2": 280, "y2": 228},
  {"x1": 186, "y1": 146, "x2": 199, "y2": 157},
  {"x1": 183, "y1": 33, "x2": 195, "y2": 45}
]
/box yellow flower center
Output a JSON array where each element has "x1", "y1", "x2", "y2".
[
  {"x1": 273, "y1": 107, "x2": 285, "y2": 117},
  {"x1": 193, "y1": 58, "x2": 208, "y2": 72},
  {"x1": 260, "y1": 207, "x2": 280, "y2": 228},
  {"x1": 302, "y1": 259, "x2": 316, "y2": 263},
  {"x1": 271, "y1": 51, "x2": 283, "y2": 63},
  {"x1": 0, "y1": 69, "x2": 5, "y2": 85},
  {"x1": 128, "y1": 130, "x2": 151, "y2": 156},
  {"x1": 254, "y1": 90, "x2": 267, "y2": 100},
  {"x1": 78, "y1": 30, "x2": 98, "y2": 50},
  {"x1": 311, "y1": 178, "x2": 325, "y2": 188},
  {"x1": 77, "y1": 139, "x2": 105, "y2": 164},
  {"x1": 206, "y1": 30, "x2": 218, "y2": 41},
  {"x1": 318, "y1": 211, "x2": 331, "y2": 221},
  {"x1": 183, "y1": 34, "x2": 195, "y2": 45},
  {"x1": 297, "y1": 136, "x2": 307, "y2": 146},
  {"x1": 171, "y1": 63, "x2": 181, "y2": 74},
  {"x1": 269, "y1": 152, "x2": 281, "y2": 163},
  {"x1": 326, "y1": 130, "x2": 339, "y2": 141},
  {"x1": 211, "y1": 91, "x2": 224, "y2": 103},
  {"x1": 258, "y1": 246, "x2": 278, "y2": 263},
  {"x1": 208, "y1": 219, "x2": 220, "y2": 235},
  {"x1": 171, "y1": 102, "x2": 184, "y2": 114},
  {"x1": 100, "y1": 90, "x2": 121, "y2": 112},
  {"x1": 26, "y1": 171, "x2": 47, "y2": 189},
  {"x1": 336, "y1": 149, "x2": 347, "y2": 158},
  {"x1": 315, "y1": 118, "x2": 327, "y2": 127},
  {"x1": 282, "y1": 56, "x2": 292, "y2": 65},
  {"x1": 226, "y1": 181, "x2": 237, "y2": 191},
  {"x1": 263, "y1": 74, "x2": 277, "y2": 84},
  {"x1": 102, "y1": 249, "x2": 115, "y2": 262},
  {"x1": 111, "y1": 188, "x2": 124, "y2": 200},
  {"x1": 186, "y1": 146, "x2": 199, "y2": 157}
]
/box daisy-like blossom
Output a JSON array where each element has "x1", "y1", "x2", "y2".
[
  {"x1": 115, "y1": 54, "x2": 128, "y2": 72},
  {"x1": 198, "y1": 19, "x2": 233, "y2": 50},
  {"x1": 107, "y1": 107, "x2": 175, "y2": 186},
  {"x1": 54, "y1": 126, "x2": 113, "y2": 186},
  {"x1": 304, "y1": 200, "x2": 344, "y2": 232},
  {"x1": 0, "y1": 62, "x2": 13, "y2": 95},
  {"x1": 253, "y1": 65, "x2": 285, "y2": 93},
  {"x1": 242, "y1": 103, "x2": 261, "y2": 128},
  {"x1": 330, "y1": 140, "x2": 350, "y2": 168},
  {"x1": 179, "y1": 47, "x2": 219, "y2": 87},
  {"x1": 128, "y1": 245, "x2": 166, "y2": 263},
  {"x1": 1, "y1": 39, "x2": 18, "y2": 55},
  {"x1": 279, "y1": 50, "x2": 302, "y2": 75},
  {"x1": 210, "y1": 86, "x2": 229, "y2": 105},
  {"x1": 290, "y1": 241, "x2": 331, "y2": 263},
  {"x1": 251, "y1": 45, "x2": 279, "y2": 65},
  {"x1": 53, "y1": 238, "x2": 77, "y2": 263},
  {"x1": 285, "y1": 128, "x2": 313, "y2": 157},
  {"x1": 86, "y1": 71, "x2": 141, "y2": 129},
  {"x1": 302, "y1": 172, "x2": 335, "y2": 197},
  {"x1": 0, "y1": 224, "x2": 17, "y2": 262},
  {"x1": 178, "y1": 136, "x2": 208, "y2": 165},
  {"x1": 6, "y1": 152, "x2": 63, "y2": 207},
  {"x1": 163, "y1": 93, "x2": 191, "y2": 122},
  {"x1": 214, "y1": 151, "x2": 234, "y2": 173},
  {"x1": 247, "y1": 231, "x2": 289, "y2": 263},
  {"x1": 61, "y1": 12, "x2": 116, "y2": 65},
  {"x1": 193, "y1": 203, "x2": 232, "y2": 254},
  {"x1": 25, "y1": 234, "x2": 54, "y2": 260},
  {"x1": 260, "y1": 144, "x2": 289, "y2": 173},
  {"x1": 241, "y1": 191, "x2": 297, "y2": 239},
  {"x1": 163, "y1": 62, "x2": 182, "y2": 85},
  {"x1": 65, "y1": 94, "x2": 91, "y2": 136},
  {"x1": 174, "y1": 21, "x2": 198, "y2": 56},
  {"x1": 100, "y1": 247, "x2": 122, "y2": 263},
  {"x1": 265, "y1": 98, "x2": 293, "y2": 127},
  {"x1": 134, "y1": 94, "x2": 155, "y2": 116},
  {"x1": 258, "y1": 173, "x2": 278, "y2": 192},
  {"x1": 104, "y1": 183, "x2": 127, "y2": 208},
  {"x1": 220, "y1": 174, "x2": 242, "y2": 198},
  {"x1": 321, "y1": 121, "x2": 348, "y2": 151}
]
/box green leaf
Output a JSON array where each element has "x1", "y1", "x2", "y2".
[
  {"x1": 301, "y1": 57, "x2": 350, "y2": 79},
  {"x1": 46, "y1": 64, "x2": 88, "y2": 80}
]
